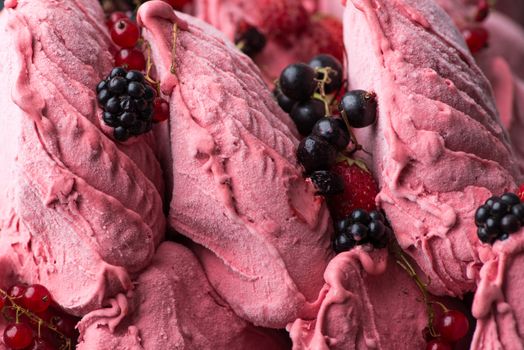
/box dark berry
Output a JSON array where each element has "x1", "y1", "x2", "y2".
[
  {"x1": 119, "y1": 112, "x2": 138, "y2": 127},
  {"x1": 485, "y1": 217, "x2": 501, "y2": 235},
  {"x1": 312, "y1": 117, "x2": 350, "y2": 150},
  {"x1": 308, "y1": 54, "x2": 343, "y2": 94},
  {"x1": 369, "y1": 210, "x2": 385, "y2": 222},
  {"x1": 115, "y1": 48, "x2": 146, "y2": 71},
  {"x1": 114, "y1": 126, "x2": 129, "y2": 141},
  {"x1": 475, "y1": 205, "x2": 490, "y2": 225},
  {"x1": 279, "y1": 63, "x2": 317, "y2": 101},
  {"x1": 274, "y1": 88, "x2": 296, "y2": 113},
  {"x1": 351, "y1": 209, "x2": 371, "y2": 225},
  {"x1": 490, "y1": 200, "x2": 509, "y2": 218},
  {"x1": 29, "y1": 338, "x2": 55, "y2": 350},
  {"x1": 296, "y1": 136, "x2": 337, "y2": 173},
  {"x1": 103, "y1": 112, "x2": 119, "y2": 127},
  {"x1": 128, "y1": 81, "x2": 145, "y2": 98},
  {"x1": 339, "y1": 90, "x2": 377, "y2": 128},
  {"x1": 3, "y1": 323, "x2": 33, "y2": 349},
  {"x1": 336, "y1": 218, "x2": 351, "y2": 234},
  {"x1": 309, "y1": 170, "x2": 344, "y2": 196},
  {"x1": 105, "y1": 97, "x2": 122, "y2": 114},
  {"x1": 501, "y1": 214, "x2": 520, "y2": 233},
  {"x1": 333, "y1": 233, "x2": 356, "y2": 253},
  {"x1": 512, "y1": 203, "x2": 524, "y2": 222},
  {"x1": 125, "y1": 70, "x2": 145, "y2": 82},
  {"x1": 108, "y1": 76, "x2": 127, "y2": 94},
  {"x1": 477, "y1": 226, "x2": 494, "y2": 243},
  {"x1": 144, "y1": 85, "x2": 156, "y2": 102},
  {"x1": 350, "y1": 223, "x2": 368, "y2": 242},
  {"x1": 97, "y1": 89, "x2": 110, "y2": 105},
  {"x1": 435, "y1": 310, "x2": 469, "y2": 342},
  {"x1": 234, "y1": 22, "x2": 267, "y2": 57},
  {"x1": 111, "y1": 18, "x2": 140, "y2": 48},
  {"x1": 501, "y1": 193, "x2": 521, "y2": 206},
  {"x1": 96, "y1": 80, "x2": 108, "y2": 93},
  {"x1": 290, "y1": 99, "x2": 326, "y2": 136},
  {"x1": 110, "y1": 67, "x2": 127, "y2": 78}
]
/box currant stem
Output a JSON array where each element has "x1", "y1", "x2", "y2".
[
  {"x1": 0, "y1": 288, "x2": 72, "y2": 350},
  {"x1": 170, "y1": 22, "x2": 179, "y2": 75}
]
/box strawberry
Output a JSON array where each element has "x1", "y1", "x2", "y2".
[
  {"x1": 328, "y1": 157, "x2": 379, "y2": 221},
  {"x1": 518, "y1": 184, "x2": 524, "y2": 202},
  {"x1": 255, "y1": 0, "x2": 309, "y2": 39}
]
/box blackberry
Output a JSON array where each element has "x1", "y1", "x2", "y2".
[
  {"x1": 290, "y1": 99, "x2": 326, "y2": 136},
  {"x1": 333, "y1": 209, "x2": 392, "y2": 252},
  {"x1": 97, "y1": 68, "x2": 157, "y2": 141},
  {"x1": 309, "y1": 170, "x2": 344, "y2": 196},
  {"x1": 475, "y1": 192, "x2": 524, "y2": 244}
]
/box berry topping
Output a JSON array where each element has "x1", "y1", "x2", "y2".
[
  {"x1": 279, "y1": 63, "x2": 317, "y2": 101},
  {"x1": 3, "y1": 323, "x2": 34, "y2": 350},
  {"x1": 475, "y1": 193, "x2": 524, "y2": 243},
  {"x1": 308, "y1": 54, "x2": 343, "y2": 94},
  {"x1": 435, "y1": 310, "x2": 469, "y2": 342},
  {"x1": 23, "y1": 285, "x2": 52, "y2": 313},
  {"x1": 110, "y1": 18, "x2": 140, "y2": 48},
  {"x1": 273, "y1": 87, "x2": 296, "y2": 114},
  {"x1": 290, "y1": 99, "x2": 326, "y2": 136},
  {"x1": 312, "y1": 117, "x2": 350, "y2": 151},
  {"x1": 115, "y1": 48, "x2": 146, "y2": 71},
  {"x1": 153, "y1": 98, "x2": 170, "y2": 123},
  {"x1": 339, "y1": 90, "x2": 378, "y2": 128},
  {"x1": 518, "y1": 184, "x2": 524, "y2": 201},
  {"x1": 296, "y1": 136, "x2": 337, "y2": 173},
  {"x1": 309, "y1": 170, "x2": 345, "y2": 196},
  {"x1": 234, "y1": 22, "x2": 267, "y2": 57},
  {"x1": 426, "y1": 339, "x2": 452, "y2": 350},
  {"x1": 328, "y1": 158, "x2": 379, "y2": 221},
  {"x1": 106, "y1": 11, "x2": 127, "y2": 29},
  {"x1": 333, "y1": 208, "x2": 391, "y2": 252},
  {"x1": 97, "y1": 68, "x2": 158, "y2": 141},
  {"x1": 463, "y1": 26, "x2": 489, "y2": 54}
]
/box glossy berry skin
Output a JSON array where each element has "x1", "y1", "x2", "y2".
[
  {"x1": 518, "y1": 184, "x2": 524, "y2": 202},
  {"x1": 274, "y1": 88, "x2": 296, "y2": 113},
  {"x1": 290, "y1": 99, "x2": 326, "y2": 136},
  {"x1": 115, "y1": 48, "x2": 146, "y2": 71},
  {"x1": 436, "y1": 310, "x2": 470, "y2": 342},
  {"x1": 309, "y1": 170, "x2": 345, "y2": 196},
  {"x1": 111, "y1": 18, "x2": 140, "y2": 48},
  {"x1": 279, "y1": 63, "x2": 317, "y2": 101},
  {"x1": 23, "y1": 284, "x2": 52, "y2": 313},
  {"x1": 296, "y1": 136, "x2": 337, "y2": 173},
  {"x1": 308, "y1": 54, "x2": 343, "y2": 94},
  {"x1": 312, "y1": 117, "x2": 350, "y2": 150},
  {"x1": 234, "y1": 22, "x2": 267, "y2": 57},
  {"x1": 334, "y1": 208, "x2": 391, "y2": 252},
  {"x1": 339, "y1": 90, "x2": 377, "y2": 128},
  {"x1": 426, "y1": 339, "x2": 452, "y2": 350},
  {"x1": 29, "y1": 338, "x2": 56, "y2": 350},
  {"x1": 153, "y1": 98, "x2": 170, "y2": 122},
  {"x1": 106, "y1": 12, "x2": 127, "y2": 29},
  {"x1": 8, "y1": 285, "x2": 26, "y2": 300},
  {"x1": 463, "y1": 27, "x2": 489, "y2": 54},
  {"x1": 333, "y1": 233, "x2": 356, "y2": 253},
  {"x1": 0, "y1": 294, "x2": 5, "y2": 310},
  {"x1": 3, "y1": 323, "x2": 34, "y2": 349},
  {"x1": 475, "y1": 193, "x2": 524, "y2": 243}
]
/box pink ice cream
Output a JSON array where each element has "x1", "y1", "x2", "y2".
[
  {"x1": 288, "y1": 248, "x2": 428, "y2": 349},
  {"x1": 137, "y1": 1, "x2": 332, "y2": 328},
  {"x1": 77, "y1": 242, "x2": 291, "y2": 350},
  {"x1": 344, "y1": 0, "x2": 519, "y2": 298},
  {"x1": 0, "y1": 0, "x2": 165, "y2": 314}
]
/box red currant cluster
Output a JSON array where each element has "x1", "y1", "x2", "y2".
[
  {"x1": 426, "y1": 306, "x2": 470, "y2": 350},
  {"x1": 105, "y1": 11, "x2": 170, "y2": 124},
  {"x1": 1, "y1": 284, "x2": 78, "y2": 350},
  {"x1": 462, "y1": 0, "x2": 491, "y2": 54}
]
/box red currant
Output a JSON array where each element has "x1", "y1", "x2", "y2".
[
  {"x1": 23, "y1": 284, "x2": 52, "y2": 313},
  {"x1": 115, "y1": 48, "x2": 146, "y2": 71},
  {"x1": 110, "y1": 18, "x2": 140, "y2": 48},
  {"x1": 0, "y1": 294, "x2": 6, "y2": 310},
  {"x1": 436, "y1": 310, "x2": 470, "y2": 342},
  {"x1": 518, "y1": 184, "x2": 524, "y2": 202},
  {"x1": 8, "y1": 285, "x2": 26, "y2": 300},
  {"x1": 29, "y1": 338, "x2": 56, "y2": 350},
  {"x1": 153, "y1": 98, "x2": 170, "y2": 122},
  {"x1": 106, "y1": 11, "x2": 127, "y2": 29},
  {"x1": 162, "y1": 0, "x2": 191, "y2": 10},
  {"x1": 463, "y1": 27, "x2": 489, "y2": 54},
  {"x1": 475, "y1": 0, "x2": 490, "y2": 22},
  {"x1": 3, "y1": 323, "x2": 34, "y2": 349},
  {"x1": 427, "y1": 339, "x2": 453, "y2": 350}
]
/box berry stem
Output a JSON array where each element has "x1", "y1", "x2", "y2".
[
  {"x1": 391, "y1": 245, "x2": 439, "y2": 338},
  {"x1": 0, "y1": 288, "x2": 72, "y2": 350}
]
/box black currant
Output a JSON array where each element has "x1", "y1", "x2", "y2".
[
  {"x1": 296, "y1": 135, "x2": 337, "y2": 173},
  {"x1": 234, "y1": 24, "x2": 267, "y2": 57},
  {"x1": 308, "y1": 54, "x2": 343, "y2": 94},
  {"x1": 339, "y1": 90, "x2": 377, "y2": 128},
  {"x1": 279, "y1": 63, "x2": 317, "y2": 101},
  {"x1": 290, "y1": 99, "x2": 326, "y2": 136},
  {"x1": 309, "y1": 170, "x2": 345, "y2": 196},
  {"x1": 312, "y1": 117, "x2": 350, "y2": 150}
]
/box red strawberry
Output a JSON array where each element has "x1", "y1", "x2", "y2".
[
  {"x1": 328, "y1": 158, "x2": 379, "y2": 220},
  {"x1": 255, "y1": 0, "x2": 309, "y2": 39},
  {"x1": 518, "y1": 184, "x2": 524, "y2": 202},
  {"x1": 300, "y1": 14, "x2": 344, "y2": 65}
]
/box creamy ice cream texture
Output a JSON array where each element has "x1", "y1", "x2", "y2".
[{"x1": 1, "y1": 0, "x2": 524, "y2": 349}]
